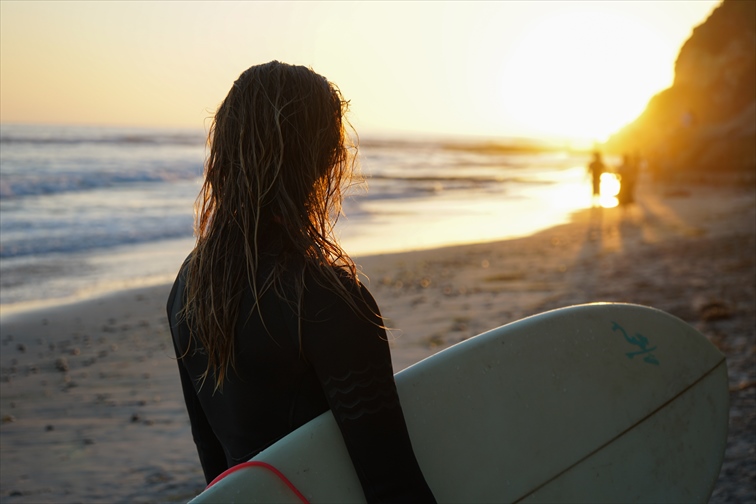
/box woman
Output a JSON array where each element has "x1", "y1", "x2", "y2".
[{"x1": 166, "y1": 61, "x2": 436, "y2": 503}]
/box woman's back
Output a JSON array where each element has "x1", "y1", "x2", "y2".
[{"x1": 169, "y1": 255, "x2": 436, "y2": 502}]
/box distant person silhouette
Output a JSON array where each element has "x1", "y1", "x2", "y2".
[
  {"x1": 587, "y1": 151, "x2": 606, "y2": 206},
  {"x1": 618, "y1": 153, "x2": 639, "y2": 206}
]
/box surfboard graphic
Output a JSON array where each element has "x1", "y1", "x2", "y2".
[{"x1": 190, "y1": 303, "x2": 729, "y2": 503}]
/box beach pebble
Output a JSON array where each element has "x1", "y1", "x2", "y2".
[
  {"x1": 701, "y1": 302, "x2": 733, "y2": 322},
  {"x1": 54, "y1": 357, "x2": 69, "y2": 372},
  {"x1": 145, "y1": 471, "x2": 171, "y2": 484},
  {"x1": 425, "y1": 334, "x2": 444, "y2": 349},
  {"x1": 451, "y1": 321, "x2": 468, "y2": 332}
]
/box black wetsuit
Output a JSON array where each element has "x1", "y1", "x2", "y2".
[{"x1": 167, "y1": 258, "x2": 436, "y2": 503}]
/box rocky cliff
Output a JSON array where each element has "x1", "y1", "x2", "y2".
[{"x1": 604, "y1": 0, "x2": 755, "y2": 179}]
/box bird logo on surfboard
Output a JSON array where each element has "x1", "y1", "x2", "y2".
[{"x1": 612, "y1": 321, "x2": 660, "y2": 365}]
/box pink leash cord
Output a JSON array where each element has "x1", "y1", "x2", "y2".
[{"x1": 205, "y1": 461, "x2": 310, "y2": 504}]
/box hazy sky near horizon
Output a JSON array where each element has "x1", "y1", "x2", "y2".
[{"x1": 1, "y1": 1, "x2": 719, "y2": 142}]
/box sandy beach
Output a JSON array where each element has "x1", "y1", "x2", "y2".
[{"x1": 1, "y1": 177, "x2": 754, "y2": 504}]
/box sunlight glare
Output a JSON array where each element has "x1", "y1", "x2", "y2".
[
  {"x1": 497, "y1": 6, "x2": 675, "y2": 142},
  {"x1": 543, "y1": 166, "x2": 593, "y2": 209},
  {"x1": 599, "y1": 172, "x2": 620, "y2": 208}
]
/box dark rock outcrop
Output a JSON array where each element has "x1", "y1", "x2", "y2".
[{"x1": 604, "y1": 0, "x2": 755, "y2": 180}]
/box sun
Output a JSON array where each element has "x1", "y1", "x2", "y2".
[{"x1": 495, "y1": 6, "x2": 674, "y2": 142}]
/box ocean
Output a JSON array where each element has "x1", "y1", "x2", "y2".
[{"x1": 0, "y1": 124, "x2": 597, "y2": 314}]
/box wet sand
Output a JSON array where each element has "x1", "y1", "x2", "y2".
[{"x1": 1, "y1": 178, "x2": 754, "y2": 503}]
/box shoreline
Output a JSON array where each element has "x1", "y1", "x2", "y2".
[
  {"x1": 1, "y1": 179, "x2": 753, "y2": 503},
  {"x1": 0, "y1": 178, "x2": 586, "y2": 320}
]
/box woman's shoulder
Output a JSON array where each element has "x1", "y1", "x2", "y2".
[
  {"x1": 303, "y1": 263, "x2": 367, "y2": 295},
  {"x1": 166, "y1": 253, "x2": 194, "y2": 318},
  {"x1": 301, "y1": 264, "x2": 380, "y2": 322}
]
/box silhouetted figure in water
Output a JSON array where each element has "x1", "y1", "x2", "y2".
[
  {"x1": 618, "y1": 153, "x2": 639, "y2": 206},
  {"x1": 587, "y1": 151, "x2": 606, "y2": 207}
]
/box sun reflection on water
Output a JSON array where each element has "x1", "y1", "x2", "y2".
[{"x1": 599, "y1": 172, "x2": 621, "y2": 208}]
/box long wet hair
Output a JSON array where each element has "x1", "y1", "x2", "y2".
[{"x1": 182, "y1": 61, "x2": 360, "y2": 390}]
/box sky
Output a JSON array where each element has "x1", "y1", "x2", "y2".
[{"x1": 0, "y1": 1, "x2": 720, "y2": 143}]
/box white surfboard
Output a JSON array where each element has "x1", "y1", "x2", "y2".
[{"x1": 189, "y1": 303, "x2": 729, "y2": 503}]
